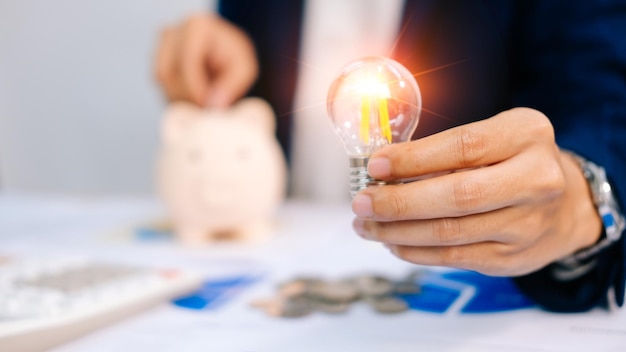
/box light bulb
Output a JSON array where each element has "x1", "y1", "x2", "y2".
[{"x1": 327, "y1": 56, "x2": 421, "y2": 197}]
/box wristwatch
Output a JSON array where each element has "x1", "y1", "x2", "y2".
[{"x1": 553, "y1": 151, "x2": 625, "y2": 279}]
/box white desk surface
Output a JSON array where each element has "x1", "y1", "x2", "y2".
[{"x1": 1, "y1": 194, "x2": 625, "y2": 352}]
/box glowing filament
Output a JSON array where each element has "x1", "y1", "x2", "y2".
[
  {"x1": 378, "y1": 96, "x2": 391, "y2": 143},
  {"x1": 358, "y1": 92, "x2": 392, "y2": 144}
]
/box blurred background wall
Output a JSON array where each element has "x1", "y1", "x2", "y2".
[{"x1": 0, "y1": 0, "x2": 215, "y2": 195}]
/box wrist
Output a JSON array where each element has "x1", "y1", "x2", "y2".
[
  {"x1": 554, "y1": 150, "x2": 625, "y2": 279},
  {"x1": 559, "y1": 151, "x2": 603, "y2": 255}
]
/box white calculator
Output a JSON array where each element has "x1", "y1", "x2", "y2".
[{"x1": 0, "y1": 255, "x2": 201, "y2": 352}]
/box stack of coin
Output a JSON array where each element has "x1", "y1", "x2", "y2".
[{"x1": 250, "y1": 270, "x2": 422, "y2": 318}]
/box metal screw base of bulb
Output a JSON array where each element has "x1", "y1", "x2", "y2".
[{"x1": 349, "y1": 157, "x2": 387, "y2": 198}]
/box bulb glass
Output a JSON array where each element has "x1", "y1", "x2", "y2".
[{"x1": 327, "y1": 56, "x2": 421, "y2": 156}]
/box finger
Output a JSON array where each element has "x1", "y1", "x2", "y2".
[
  {"x1": 154, "y1": 26, "x2": 179, "y2": 100},
  {"x1": 206, "y1": 21, "x2": 258, "y2": 107},
  {"x1": 353, "y1": 149, "x2": 563, "y2": 221},
  {"x1": 368, "y1": 108, "x2": 555, "y2": 180},
  {"x1": 386, "y1": 242, "x2": 518, "y2": 276},
  {"x1": 353, "y1": 207, "x2": 515, "y2": 246},
  {"x1": 180, "y1": 16, "x2": 212, "y2": 106}
]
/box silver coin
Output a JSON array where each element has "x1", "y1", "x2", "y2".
[
  {"x1": 404, "y1": 268, "x2": 425, "y2": 282},
  {"x1": 367, "y1": 296, "x2": 409, "y2": 314},
  {"x1": 277, "y1": 281, "x2": 307, "y2": 298},
  {"x1": 281, "y1": 297, "x2": 313, "y2": 318},
  {"x1": 306, "y1": 281, "x2": 359, "y2": 303},
  {"x1": 265, "y1": 297, "x2": 313, "y2": 318},
  {"x1": 310, "y1": 300, "x2": 351, "y2": 314},
  {"x1": 349, "y1": 275, "x2": 393, "y2": 297},
  {"x1": 392, "y1": 280, "x2": 421, "y2": 295}
]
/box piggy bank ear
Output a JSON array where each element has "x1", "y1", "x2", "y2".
[
  {"x1": 232, "y1": 97, "x2": 276, "y2": 134},
  {"x1": 162, "y1": 103, "x2": 197, "y2": 144}
]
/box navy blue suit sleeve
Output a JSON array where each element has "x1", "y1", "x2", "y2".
[{"x1": 509, "y1": 0, "x2": 626, "y2": 312}]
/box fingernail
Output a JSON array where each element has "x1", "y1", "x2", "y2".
[
  {"x1": 352, "y1": 218, "x2": 374, "y2": 240},
  {"x1": 352, "y1": 218, "x2": 368, "y2": 237},
  {"x1": 368, "y1": 157, "x2": 391, "y2": 178},
  {"x1": 352, "y1": 194, "x2": 373, "y2": 218}
]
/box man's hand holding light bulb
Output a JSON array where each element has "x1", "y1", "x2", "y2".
[
  {"x1": 155, "y1": 13, "x2": 603, "y2": 278},
  {"x1": 334, "y1": 58, "x2": 602, "y2": 276}
]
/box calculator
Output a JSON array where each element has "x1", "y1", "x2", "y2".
[{"x1": 0, "y1": 255, "x2": 201, "y2": 352}]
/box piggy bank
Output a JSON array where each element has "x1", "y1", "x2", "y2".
[{"x1": 158, "y1": 98, "x2": 287, "y2": 245}]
